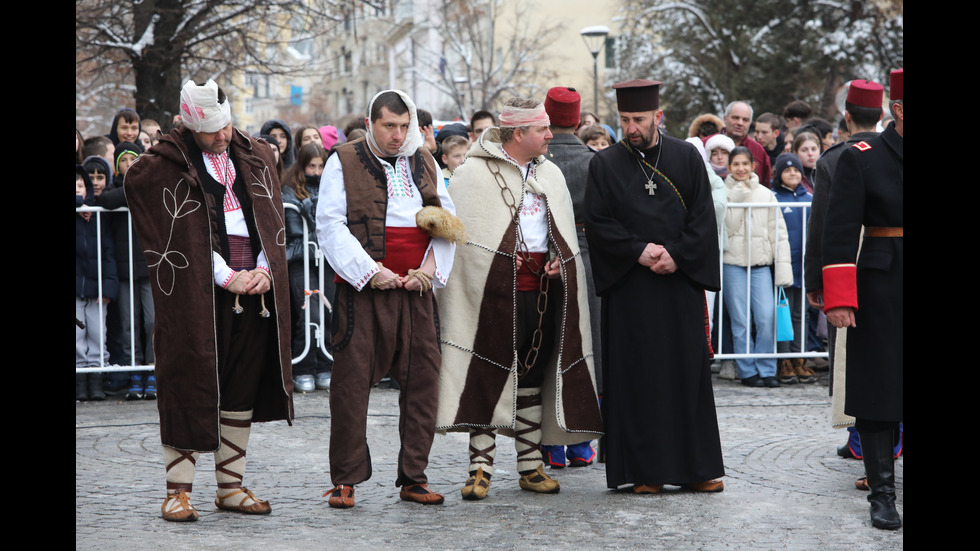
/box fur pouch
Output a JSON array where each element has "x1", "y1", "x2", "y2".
[{"x1": 416, "y1": 206, "x2": 467, "y2": 244}]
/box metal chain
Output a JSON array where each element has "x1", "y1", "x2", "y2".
[{"x1": 486, "y1": 159, "x2": 550, "y2": 378}]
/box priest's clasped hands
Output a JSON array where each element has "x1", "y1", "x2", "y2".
[{"x1": 639, "y1": 243, "x2": 677, "y2": 274}]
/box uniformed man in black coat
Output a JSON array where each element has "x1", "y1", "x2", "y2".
[
  {"x1": 805, "y1": 79, "x2": 885, "y2": 461},
  {"x1": 822, "y1": 69, "x2": 903, "y2": 531}
]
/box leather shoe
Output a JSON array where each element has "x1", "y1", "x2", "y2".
[
  {"x1": 741, "y1": 375, "x2": 764, "y2": 387},
  {"x1": 400, "y1": 483, "x2": 445, "y2": 504},
  {"x1": 633, "y1": 484, "x2": 663, "y2": 494},
  {"x1": 324, "y1": 485, "x2": 355, "y2": 508},
  {"x1": 683, "y1": 479, "x2": 725, "y2": 493},
  {"x1": 519, "y1": 465, "x2": 560, "y2": 494},
  {"x1": 461, "y1": 467, "x2": 491, "y2": 500},
  {"x1": 837, "y1": 443, "x2": 856, "y2": 459},
  {"x1": 855, "y1": 476, "x2": 869, "y2": 491},
  {"x1": 763, "y1": 376, "x2": 781, "y2": 388},
  {"x1": 214, "y1": 487, "x2": 272, "y2": 515}
]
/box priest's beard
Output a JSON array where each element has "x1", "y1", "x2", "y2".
[{"x1": 628, "y1": 126, "x2": 658, "y2": 150}]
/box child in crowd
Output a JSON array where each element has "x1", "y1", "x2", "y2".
[
  {"x1": 792, "y1": 132, "x2": 821, "y2": 193},
  {"x1": 281, "y1": 143, "x2": 335, "y2": 392},
  {"x1": 579, "y1": 125, "x2": 611, "y2": 151},
  {"x1": 101, "y1": 142, "x2": 157, "y2": 399},
  {"x1": 107, "y1": 108, "x2": 143, "y2": 148},
  {"x1": 771, "y1": 153, "x2": 818, "y2": 385},
  {"x1": 140, "y1": 119, "x2": 162, "y2": 147},
  {"x1": 705, "y1": 133, "x2": 735, "y2": 180},
  {"x1": 76, "y1": 128, "x2": 85, "y2": 164},
  {"x1": 113, "y1": 142, "x2": 141, "y2": 187},
  {"x1": 83, "y1": 136, "x2": 115, "y2": 166},
  {"x1": 295, "y1": 125, "x2": 324, "y2": 148},
  {"x1": 440, "y1": 135, "x2": 470, "y2": 186},
  {"x1": 260, "y1": 119, "x2": 296, "y2": 168},
  {"x1": 722, "y1": 147, "x2": 792, "y2": 388},
  {"x1": 77, "y1": 162, "x2": 118, "y2": 401},
  {"x1": 138, "y1": 131, "x2": 152, "y2": 151}
]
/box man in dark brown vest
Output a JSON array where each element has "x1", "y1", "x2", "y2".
[{"x1": 316, "y1": 90, "x2": 460, "y2": 508}]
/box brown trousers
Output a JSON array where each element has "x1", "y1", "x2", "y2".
[{"x1": 329, "y1": 283, "x2": 442, "y2": 487}]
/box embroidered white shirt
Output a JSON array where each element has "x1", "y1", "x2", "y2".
[{"x1": 316, "y1": 150, "x2": 457, "y2": 291}]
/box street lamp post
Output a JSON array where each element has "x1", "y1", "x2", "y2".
[{"x1": 580, "y1": 25, "x2": 610, "y2": 117}]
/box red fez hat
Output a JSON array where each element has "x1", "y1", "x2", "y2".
[
  {"x1": 846, "y1": 80, "x2": 883, "y2": 109},
  {"x1": 613, "y1": 79, "x2": 662, "y2": 112},
  {"x1": 544, "y1": 87, "x2": 582, "y2": 127},
  {"x1": 890, "y1": 69, "x2": 903, "y2": 101}
]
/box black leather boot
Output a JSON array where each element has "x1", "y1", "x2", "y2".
[
  {"x1": 76, "y1": 374, "x2": 89, "y2": 401},
  {"x1": 858, "y1": 427, "x2": 901, "y2": 530},
  {"x1": 88, "y1": 373, "x2": 106, "y2": 401}
]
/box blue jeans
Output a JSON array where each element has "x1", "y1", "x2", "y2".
[{"x1": 723, "y1": 265, "x2": 776, "y2": 379}]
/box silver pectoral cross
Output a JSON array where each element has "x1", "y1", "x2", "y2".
[{"x1": 645, "y1": 179, "x2": 657, "y2": 195}]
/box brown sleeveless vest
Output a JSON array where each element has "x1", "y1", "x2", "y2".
[{"x1": 335, "y1": 138, "x2": 442, "y2": 260}]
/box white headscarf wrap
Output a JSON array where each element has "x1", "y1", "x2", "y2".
[
  {"x1": 498, "y1": 103, "x2": 550, "y2": 128},
  {"x1": 366, "y1": 89, "x2": 423, "y2": 157},
  {"x1": 179, "y1": 79, "x2": 232, "y2": 133}
]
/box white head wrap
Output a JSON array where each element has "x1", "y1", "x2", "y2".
[
  {"x1": 366, "y1": 89, "x2": 423, "y2": 157},
  {"x1": 179, "y1": 79, "x2": 232, "y2": 133},
  {"x1": 498, "y1": 103, "x2": 550, "y2": 128}
]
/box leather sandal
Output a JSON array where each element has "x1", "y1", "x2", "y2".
[
  {"x1": 324, "y1": 485, "x2": 355, "y2": 509},
  {"x1": 400, "y1": 483, "x2": 445, "y2": 505},
  {"x1": 214, "y1": 487, "x2": 272, "y2": 515},
  {"x1": 162, "y1": 490, "x2": 199, "y2": 522},
  {"x1": 633, "y1": 484, "x2": 663, "y2": 494}
]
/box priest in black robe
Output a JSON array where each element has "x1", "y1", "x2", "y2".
[{"x1": 585, "y1": 79, "x2": 725, "y2": 493}]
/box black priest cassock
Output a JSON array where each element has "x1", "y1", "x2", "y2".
[{"x1": 585, "y1": 79, "x2": 724, "y2": 489}]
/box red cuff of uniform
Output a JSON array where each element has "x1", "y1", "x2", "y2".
[{"x1": 822, "y1": 264, "x2": 858, "y2": 311}]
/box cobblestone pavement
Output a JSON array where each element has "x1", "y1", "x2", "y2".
[{"x1": 76, "y1": 374, "x2": 902, "y2": 550}]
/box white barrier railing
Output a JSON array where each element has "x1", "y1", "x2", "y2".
[
  {"x1": 713, "y1": 200, "x2": 826, "y2": 361},
  {"x1": 74, "y1": 203, "x2": 333, "y2": 374},
  {"x1": 76, "y1": 200, "x2": 828, "y2": 373}
]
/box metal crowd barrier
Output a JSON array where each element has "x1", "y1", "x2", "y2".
[
  {"x1": 713, "y1": 200, "x2": 828, "y2": 361},
  {"x1": 74, "y1": 204, "x2": 333, "y2": 374}
]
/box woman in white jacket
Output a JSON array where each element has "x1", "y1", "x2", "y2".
[{"x1": 722, "y1": 147, "x2": 793, "y2": 387}]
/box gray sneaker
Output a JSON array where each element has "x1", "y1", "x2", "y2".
[
  {"x1": 718, "y1": 361, "x2": 737, "y2": 380},
  {"x1": 294, "y1": 374, "x2": 315, "y2": 393},
  {"x1": 315, "y1": 372, "x2": 331, "y2": 390}
]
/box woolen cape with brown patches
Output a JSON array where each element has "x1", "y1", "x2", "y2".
[
  {"x1": 436, "y1": 128, "x2": 602, "y2": 443},
  {"x1": 124, "y1": 126, "x2": 293, "y2": 452}
]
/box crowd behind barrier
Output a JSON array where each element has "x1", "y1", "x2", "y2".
[{"x1": 74, "y1": 200, "x2": 828, "y2": 375}]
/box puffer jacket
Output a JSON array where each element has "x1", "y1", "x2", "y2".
[{"x1": 723, "y1": 173, "x2": 793, "y2": 287}]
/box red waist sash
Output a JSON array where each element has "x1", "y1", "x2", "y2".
[
  {"x1": 336, "y1": 226, "x2": 430, "y2": 285},
  {"x1": 517, "y1": 252, "x2": 547, "y2": 291}
]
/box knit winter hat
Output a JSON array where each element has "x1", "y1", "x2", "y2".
[
  {"x1": 113, "y1": 141, "x2": 141, "y2": 174},
  {"x1": 772, "y1": 153, "x2": 804, "y2": 186},
  {"x1": 319, "y1": 125, "x2": 339, "y2": 150},
  {"x1": 435, "y1": 123, "x2": 468, "y2": 144},
  {"x1": 704, "y1": 133, "x2": 735, "y2": 155}
]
